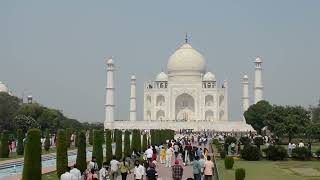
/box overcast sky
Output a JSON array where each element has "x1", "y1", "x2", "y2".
[{"x1": 1, "y1": 1, "x2": 320, "y2": 122}]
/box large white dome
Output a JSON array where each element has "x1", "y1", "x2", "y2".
[{"x1": 167, "y1": 43, "x2": 206, "y2": 74}]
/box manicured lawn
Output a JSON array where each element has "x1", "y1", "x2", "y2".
[
  {"x1": 216, "y1": 159, "x2": 320, "y2": 180},
  {"x1": 42, "y1": 171, "x2": 58, "y2": 180}
]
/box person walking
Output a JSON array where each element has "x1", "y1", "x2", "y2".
[
  {"x1": 119, "y1": 157, "x2": 130, "y2": 180},
  {"x1": 192, "y1": 156, "x2": 202, "y2": 180},
  {"x1": 146, "y1": 163, "x2": 158, "y2": 180},
  {"x1": 70, "y1": 164, "x2": 81, "y2": 180},
  {"x1": 172, "y1": 160, "x2": 184, "y2": 180},
  {"x1": 165, "y1": 146, "x2": 173, "y2": 167},
  {"x1": 110, "y1": 156, "x2": 120, "y2": 180},
  {"x1": 87, "y1": 168, "x2": 98, "y2": 180},
  {"x1": 134, "y1": 160, "x2": 145, "y2": 180},
  {"x1": 61, "y1": 167, "x2": 73, "y2": 180},
  {"x1": 160, "y1": 147, "x2": 166, "y2": 164},
  {"x1": 99, "y1": 162, "x2": 110, "y2": 180},
  {"x1": 203, "y1": 156, "x2": 214, "y2": 180}
]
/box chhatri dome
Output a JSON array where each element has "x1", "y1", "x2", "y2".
[
  {"x1": 167, "y1": 42, "x2": 206, "y2": 75},
  {"x1": 0, "y1": 81, "x2": 9, "y2": 93},
  {"x1": 155, "y1": 72, "x2": 168, "y2": 81},
  {"x1": 203, "y1": 71, "x2": 216, "y2": 81}
]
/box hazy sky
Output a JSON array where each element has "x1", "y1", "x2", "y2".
[{"x1": 1, "y1": 1, "x2": 320, "y2": 122}]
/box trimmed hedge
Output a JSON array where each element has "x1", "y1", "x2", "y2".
[
  {"x1": 225, "y1": 136, "x2": 237, "y2": 145},
  {"x1": 105, "y1": 129, "x2": 112, "y2": 163},
  {"x1": 239, "y1": 136, "x2": 251, "y2": 145},
  {"x1": 253, "y1": 136, "x2": 264, "y2": 149},
  {"x1": 56, "y1": 129, "x2": 68, "y2": 178},
  {"x1": 224, "y1": 156, "x2": 234, "y2": 169},
  {"x1": 241, "y1": 145, "x2": 261, "y2": 161},
  {"x1": 235, "y1": 168, "x2": 246, "y2": 180},
  {"x1": 44, "y1": 129, "x2": 51, "y2": 151},
  {"x1": 89, "y1": 129, "x2": 93, "y2": 145},
  {"x1": 263, "y1": 145, "x2": 287, "y2": 161},
  {"x1": 124, "y1": 130, "x2": 131, "y2": 158},
  {"x1": 76, "y1": 131, "x2": 87, "y2": 173},
  {"x1": 0, "y1": 130, "x2": 9, "y2": 158},
  {"x1": 292, "y1": 147, "x2": 310, "y2": 160},
  {"x1": 93, "y1": 130, "x2": 104, "y2": 168},
  {"x1": 22, "y1": 128, "x2": 41, "y2": 180},
  {"x1": 17, "y1": 129, "x2": 24, "y2": 155}
]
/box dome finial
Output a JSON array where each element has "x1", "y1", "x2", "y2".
[{"x1": 185, "y1": 32, "x2": 188, "y2": 43}]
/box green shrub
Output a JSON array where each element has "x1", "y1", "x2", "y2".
[
  {"x1": 66, "y1": 128, "x2": 72, "y2": 148},
  {"x1": 17, "y1": 129, "x2": 24, "y2": 155},
  {"x1": 76, "y1": 131, "x2": 87, "y2": 173},
  {"x1": 115, "y1": 129, "x2": 122, "y2": 160},
  {"x1": 224, "y1": 156, "x2": 234, "y2": 169},
  {"x1": 93, "y1": 130, "x2": 103, "y2": 168},
  {"x1": 22, "y1": 128, "x2": 41, "y2": 180},
  {"x1": 44, "y1": 129, "x2": 51, "y2": 151},
  {"x1": 124, "y1": 130, "x2": 131, "y2": 158},
  {"x1": 89, "y1": 129, "x2": 93, "y2": 145},
  {"x1": 240, "y1": 136, "x2": 251, "y2": 145},
  {"x1": 212, "y1": 138, "x2": 219, "y2": 145},
  {"x1": 316, "y1": 148, "x2": 320, "y2": 157},
  {"x1": 56, "y1": 129, "x2": 68, "y2": 178},
  {"x1": 142, "y1": 134, "x2": 148, "y2": 151},
  {"x1": 105, "y1": 129, "x2": 112, "y2": 163},
  {"x1": 132, "y1": 129, "x2": 141, "y2": 152},
  {"x1": 241, "y1": 145, "x2": 261, "y2": 161},
  {"x1": 235, "y1": 168, "x2": 246, "y2": 180},
  {"x1": 263, "y1": 145, "x2": 287, "y2": 161},
  {"x1": 225, "y1": 136, "x2": 237, "y2": 145},
  {"x1": 0, "y1": 130, "x2": 9, "y2": 158},
  {"x1": 220, "y1": 150, "x2": 226, "y2": 159},
  {"x1": 292, "y1": 147, "x2": 310, "y2": 160},
  {"x1": 253, "y1": 136, "x2": 264, "y2": 149}
]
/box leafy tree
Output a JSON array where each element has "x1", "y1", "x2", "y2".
[
  {"x1": 244, "y1": 100, "x2": 272, "y2": 133},
  {"x1": 311, "y1": 100, "x2": 320, "y2": 123},
  {"x1": 124, "y1": 130, "x2": 131, "y2": 158},
  {"x1": 44, "y1": 129, "x2": 51, "y2": 151},
  {"x1": 115, "y1": 129, "x2": 123, "y2": 160},
  {"x1": 56, "y1": 129, "x2": 68, "y2": 178},
  {"x1": 93, "y1": 130, "x2": 103, "y2": 168},
  {"x1": 16, "y1": 129, "x2": 24, "y2": 155},
  {"x1": 0, "y1": 130, "x2": 9, "y2": 158},
  {"x1": 0, "y1": 92, "x2": 21, "y2": 132},
  {"x1": 14, "y1": 114, "x2": 39, "y2": 134},
  {"x1": 142, "y1": 134, "x2": 148, "y2": 151},
  {"x1": 265, "y1": 105, "x2": 311, "y2": 141},
  {"x1": 253, "y1": 136, "x2": 264, "y2": 149},
  {"x1": 22, "y1": 128, "x2": 41, "y2": 180},
  {"x1": 76, "y1": 131, "x2": 87, "y2": 173},
  {"x1": 131, "y1": 129, "x2": 141, "y2": 153},
  {"x1": 306, "y1": 122, "x2": 320, "y2": 141},
  {"x1": 105, "y1": 129, "x2": 112, "y2": 163}
]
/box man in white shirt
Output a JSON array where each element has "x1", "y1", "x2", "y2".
[
  {"x1": 87, "y1": 156, "x2": 99, "y2": 172},
  {"x1": 288, "y1": 142, "x2": 293, "y2": 157},
  {"x1": 60, "y1": 167, "x2": 74, "y2": 180},
  {"x1": 70, "y1": 164, "x2": 81, "y2": 180},
  {"x1": 145, "y1": 146, "x2": 153, "y2": 162},
  {"x1": 110, "y1": 156, "x2": 119, "y2": 180},
  {"x1": 134, "y1": 160, "x2": 145, "y2": 180},
  {"x1": 298, "y1": 140, "x2": 305, "y2": 147},
  {"x1": 99, "y1": 162, "x2": 110, "y2": 180}
]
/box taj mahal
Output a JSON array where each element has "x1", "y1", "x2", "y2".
[{"x1": 104, "y1": 37, "x2": 262, "y2": 131}]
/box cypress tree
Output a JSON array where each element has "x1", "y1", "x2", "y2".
[
  {"x1": 44, "y1": 129, "x2": 51, "y2": 151},
  {"x1": 66, "y1": 128, "x2": 72, "y2": 148},
  {"x1": 56, "y1": 129, "x2": 68, "y2": 178},
  {"x1": 76, "y1": 131, "x2": 87, "y2": 173},
  {"x1": 124, "y1": 130, "x2": 130, "y2": 158},
  {"x1": 142, "y1": 134, "x2": 148, "y2": 151},
  {"x1": 93, "y1": 130, "x2": 103, "y2": 168},
  {"x1": 115, "y1": 129, "x2": 122, "y2": 160},
  {"x1": 0, "y1": 130, "x2": 9, "y2": 158},
  {"x1": 105, "y1": 129, "x2": 112, "y2": 163},
  {"x1": 89, "y1": 129, "x2": 93, "y2": 145},
  {"x1": 22, "y1": 128, "x2": 41, "y2": 180},
  {"x1": 131, "y1": 129, "x2": 141, "y2": 153},
  {"x1": 16, "y1": 129, "x2": 24, "y2": 155}
]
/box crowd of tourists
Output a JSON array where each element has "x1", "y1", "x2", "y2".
[{"x1": 60, "y1": 131, "x2": 215, "y2": 180}]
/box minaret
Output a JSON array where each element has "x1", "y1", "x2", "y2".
[
  {"x1": 129, "y1": 75, "x2": 137, "y2": 121},
  {"x1": 104, "y1": 58, "x2": 115, "y2": 129},
  {"x1": 254, "y1": 57, "x2": 263, "y2": 104},
  {"x1": 242, "y1": 74, "x2": 249, "y2": 120}
]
